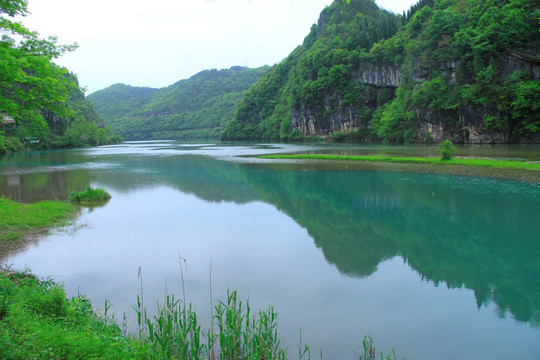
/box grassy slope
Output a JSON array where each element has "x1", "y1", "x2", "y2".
[{"x1": 259, "y1": 154, "x2": 540, "y2": 171}]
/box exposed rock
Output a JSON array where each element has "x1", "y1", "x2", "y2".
[
  {"x1": 355, "y1": 65, "x2": 401, "y2": 87},
  {"x1": 417, "y1": 121, "x2": 510, "y2": 144},
  {"x1": 292, "y1": 99, "x2": 361, "y2": 136}
]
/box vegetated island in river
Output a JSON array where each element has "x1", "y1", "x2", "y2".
[{"x1": 259, "y1": 154, "x2": 540, "y2": 171}]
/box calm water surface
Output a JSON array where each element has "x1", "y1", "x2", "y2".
[{"x1": 1, "y1": 142, "x2": 540, "y2": 359}]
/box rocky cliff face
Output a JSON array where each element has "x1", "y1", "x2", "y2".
[
  {"x1": 290, "y1": 65, "x2": 399, "y2": 137},
  {"x1": 292, "y1": 100, "x2": 361, "y2": 136},
  {"x1": 291, "y1": 53, "x2": 539, "y2": 143}
]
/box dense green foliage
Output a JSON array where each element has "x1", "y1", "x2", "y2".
[
  {"x1": 0, "y1": 0, "x2": 122, "y2": 154},
  {"x1": 0, "y1": 197, "x2": 75, "y2": 242},
  {"x1": 372, "y1": 0, "x2": 540, "y2": 143},
  {"x1": 222, "y1": 0, "x2": 540, "y2": 143},
  {"x1": 0, "y1": 270, "x2": 146, "y2": 359},
  {"x1": 88, "y1": 66, "x2": 269, "y2": 140}
]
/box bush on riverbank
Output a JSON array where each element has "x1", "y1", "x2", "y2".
[
  {"x1": 69, "y1": 186, "x2": 111, "y2": 204},
  {"x1": 0, "y1": 134, "x2": 24, "y2": 155},
  {"x1": 437, "y1": 140, "x2": 456, "y2": 160}
]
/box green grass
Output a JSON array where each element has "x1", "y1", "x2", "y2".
[
  {"x1": 69, "y1": 186, "x2": 112, "y2": 204},
  {"x1": 259, "y1": 154, "x2": 540, "y2": 171},
  {"x1": 0, "y1": 269, "x2": 146, "y2": 360},
  {"x1": 0, "y1": 198, "x2": 76, "y2": 242}
]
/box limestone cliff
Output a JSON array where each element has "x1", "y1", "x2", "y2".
[{"x1": 222, "y1": 0, "x2": 540, "y2": 144}]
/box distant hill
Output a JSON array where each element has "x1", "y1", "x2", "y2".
[
  {"x1": 87, "y1": 66, "x2": 269, "y2": 140},
  {"x1": 222, "y1": 0, "x2": 540, "y2": 144}
]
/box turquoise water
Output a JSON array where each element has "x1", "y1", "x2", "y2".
[{"x1": 1, "y1": 142, "x2": 539, "y2": 359}]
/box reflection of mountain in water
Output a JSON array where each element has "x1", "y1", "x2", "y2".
[
  {"x1": 97, "y1": 156, "x2": 540, "y2": 326},
  {"x1": 94, "y1": 155, "x2": 260, "y2": 204},
  {"x1": 240, "y1": 168, "x2": 540, "y2": 326},
  {"x1": 3, "y1": 151, "x2": 540, "y2": 326}
]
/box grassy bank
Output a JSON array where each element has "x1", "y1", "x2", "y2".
[
  {"x1": 0, "y1": 269, "x2": 146, "y2": 359},
  {"x1": 0, "y1": 268, "x2": 289, "y2": 359},
  {"x1": 259, "y1": 154, "x2": 540, "y2": 171},
  {"x1": 0, "y1": 186, "x2": 111, "y2": 243},
  {"x1": 0, "y1": 198, "x2": 76, "y2": 242}
]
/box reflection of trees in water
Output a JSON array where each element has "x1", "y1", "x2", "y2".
[
  {"x1": 102, "y1": 156, "x2": 539, "y2": 326},
  {"x1": 3, "y1": 151, "x2": 540, "y2": 326},
  {"x1": 0, "y1": 151, "x2": 93, "y2": 203},
  {"x1": 95, "y1": 156, "x2": 260, "y2": 204},
  {"x1": 241, "y1": 169, "x2": 540, "y2": 326},
  {"x1": 0, "y1": 170, "x2": 92, "y2": 202}
]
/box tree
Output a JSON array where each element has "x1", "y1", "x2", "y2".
[
  {"x1": 437, "y1": 139, "x2": 456, "y2": 160},
  {"x1": 0, "y1": 0, "x2": 78, "y2": 120}
]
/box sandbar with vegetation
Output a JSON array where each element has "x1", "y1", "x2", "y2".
[{"x1": 259, "y1": 154, "x2": 540, "y2": 171}]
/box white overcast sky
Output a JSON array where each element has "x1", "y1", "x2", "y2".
[{"x1": 17, "y1": 0, "x2": 416, "y2": 94}]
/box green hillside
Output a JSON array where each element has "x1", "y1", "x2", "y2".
[
  {"x1": 88, "y1": 66, "x2": 269, "y2": 140},
  {"x1": 222, "y1": 0, "x2": 540, "y2": 144}
]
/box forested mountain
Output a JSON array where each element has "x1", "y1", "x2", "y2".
[
  {"x1": 87, "y1": 66, "x2": 269, "y2": 140},
  {"x1": 0, "y1": 0, "x2": 122, "y2": 154},
  {"x1": 222, "y1": 0, "x2": 540, "y2": 144}
]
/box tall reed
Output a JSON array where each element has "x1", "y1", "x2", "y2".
[{"x1": 133, "y1": 266, "x2": 287, "y2": 359}]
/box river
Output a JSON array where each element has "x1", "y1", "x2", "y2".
[{"x1": 1, "y1": 141, "x2": 539, "y2": 359}]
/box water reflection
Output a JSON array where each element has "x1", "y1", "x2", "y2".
[
  {"x1": 1, "y1": 143, "x2": 540, "y2": 353},
  {"x1": 0, "y1": 150, "x2": 96, "y2": 202},
  {"x1": 54, "y1": 149, "x2": 540, "y2": 327},
  {"x1": 241, "y1": 169, "x2": 540, "y2": 326}
]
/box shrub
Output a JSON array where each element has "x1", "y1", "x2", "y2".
[
  {"x1": 437, "y1": 139, "x2": 456, "y2": 160},
  {"x1": 69, "y1": 186, "x2": 111, "y2": 204}
]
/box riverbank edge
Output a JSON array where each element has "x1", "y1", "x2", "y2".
[
  {"x1": 258, "y1": 154, "x2": 540, "y2": 171},
  {"x1": 0, "y1": 198, "x2": 77, "y2": 243},
  {"x1": 0, "y1": 268, "x2": 149, "y2": 359}
]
